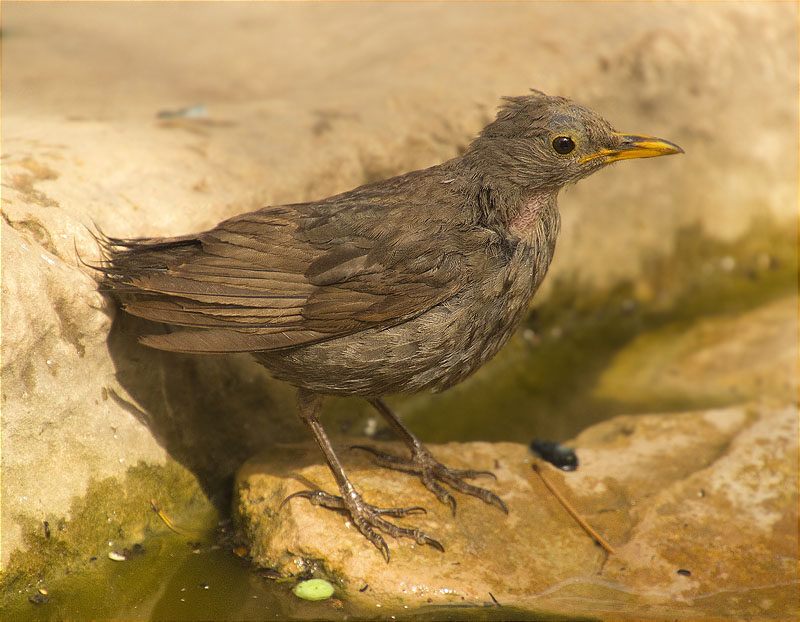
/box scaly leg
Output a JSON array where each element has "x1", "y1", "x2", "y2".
[{"x1": 281, "y1": 389, "x2": 444, "y2": 562}]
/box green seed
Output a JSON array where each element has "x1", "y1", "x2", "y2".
[{"x1": 292, "y1": 578, "x2": 335, "y2": 601}]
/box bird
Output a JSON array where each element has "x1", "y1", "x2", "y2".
[{"x1": 94, "y1": 90, "x2": 682, "y2": 562}]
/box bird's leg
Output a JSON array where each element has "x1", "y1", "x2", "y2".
[
  {"x1": 281, "y1": 388, "x2": 444, "y2": 562},
  {"x1": 352, "y1": 398, "x2": 508, "y2": 516}
]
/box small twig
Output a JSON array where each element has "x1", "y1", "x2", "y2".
[{"x1": 532, "y1": 463, "x2": 615, "y2": 554}]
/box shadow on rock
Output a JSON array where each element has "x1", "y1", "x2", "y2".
[{"x1": 105, "y1": 311, "x2": 304, "y2": 511}]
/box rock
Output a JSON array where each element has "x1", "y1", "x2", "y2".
[
  {"x1": 587, "y1": 405, "x2": 799, "y2": 615},
  {"x1": 593, "y1": 295, "x2": 798, "y2": 408},
  {"x1": 235, "y1": 403, "x2": 798, "y2": 619},
  {"x1": 236, "y1": 441, "x2": 606, "y2": 602},
  {"x1": 1, "y1": 218, "x2": 172, "y2": 565}
]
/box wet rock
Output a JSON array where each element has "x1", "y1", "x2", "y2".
[
  {"x1": 587, "y1": 405, "x2": 799, "y2": 615},
  {"x1": 593, "y1": 295, "x2": 797, "y2": 408},
  {"x1": 235, "y1": 403, "x2": 798, "y2": 619}
]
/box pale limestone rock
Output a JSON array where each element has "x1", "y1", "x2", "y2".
[
  {"x1": 1, "y1": 216, "x2": 170, "y2": 567},
  {"x1": 235, "y1": 404, "x2": 798, "y2": 619},
  {"x1": 593, "y1": 295, "x2": 798, "y2": 407}
]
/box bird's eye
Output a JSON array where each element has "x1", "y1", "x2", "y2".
[{"x1": 552, "y1": 136, "x2": 576, "y2": 155}]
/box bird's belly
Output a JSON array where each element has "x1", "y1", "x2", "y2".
[{"x1": 255, "y1": 252, "x2": 543, "y2": 397}]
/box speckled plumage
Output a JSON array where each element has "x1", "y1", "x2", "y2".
[{"x1": 96, "y1": 91, "x2": 682, "y2": 560}]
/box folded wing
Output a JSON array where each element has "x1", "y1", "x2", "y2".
[{"x1": 98, "y1": 199, "x2": 482, "y2": 354}]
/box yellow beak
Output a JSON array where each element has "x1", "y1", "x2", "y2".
[{"x1": 580, "y1": 132, "x2": 684, "y2": 164}]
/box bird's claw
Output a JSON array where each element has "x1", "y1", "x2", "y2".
[
  {"x1": 280, "y1": 487, "x2": 443, "y2": 561},
  {"x1": 351, "y1": 444, "x2": 507, "y2": 515},
  {"x1": 279, "y1": 489, "x2": 343, "y2": 511}
]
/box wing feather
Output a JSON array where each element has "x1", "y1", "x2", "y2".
[{"x1": 101, "y1": 171, "x2": 499, "y2": 353}]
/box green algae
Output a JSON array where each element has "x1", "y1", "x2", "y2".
[
  {"x1": 1, "y1": 460, "x2": 215, "y2": 604},
  {"x1": 2, "y1": 534, "x2": 244, "y2": 622}
]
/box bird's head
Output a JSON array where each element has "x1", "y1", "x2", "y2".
[{"x1": 466, "y1": 91, "x2": 683, "y2": 189}]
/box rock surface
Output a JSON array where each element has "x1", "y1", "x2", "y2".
[
  {"x1": 593, "y1": 294, "x2": 798, "y2": 409},
  {"x1": 235, "y1": 403, "x2": 799, "y2": 619}
]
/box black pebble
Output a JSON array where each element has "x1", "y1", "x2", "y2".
[{"x1": 530, "y1": 439, "x2": 579, "y2": 471}]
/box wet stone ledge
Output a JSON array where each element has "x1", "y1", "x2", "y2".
[{"x1": 235, "y1": 402, "x2": 799, "y2": 620}]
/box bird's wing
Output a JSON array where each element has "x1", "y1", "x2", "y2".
[{"x1": 106, "y1": 196, "x2": 497, "y2": 354}]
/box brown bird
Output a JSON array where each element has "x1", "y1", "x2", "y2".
[{"x1": 95, "y1": 91, "x2": 682, "y2": 561}]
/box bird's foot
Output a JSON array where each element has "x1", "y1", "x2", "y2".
[
  {"x1": 280, "y1": 488, "x2": 444, "y2": 562},
  {"x1": 351, "y1": 444, "x2": 508, "y2": 516}
]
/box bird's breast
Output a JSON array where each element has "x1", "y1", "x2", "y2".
[{"x1": 256, "y1": 205, "x2": 561, "y2": 397}]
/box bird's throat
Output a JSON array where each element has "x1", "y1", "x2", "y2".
[{"x1": 508, "y1": 189, "x2": 560, "y2": 239}]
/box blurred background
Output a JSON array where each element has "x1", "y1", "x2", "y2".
[{"x1": 2, "y1": 2, "x2": 797, "y2": 619}]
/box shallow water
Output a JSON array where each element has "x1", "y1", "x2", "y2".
[{"x1": 3, "y1": 530, "x2": 580, "y2": 621}]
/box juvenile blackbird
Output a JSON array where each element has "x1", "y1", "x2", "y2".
[{"x1": 96, "y1": 91, "x2": 682, "y2": 561}]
